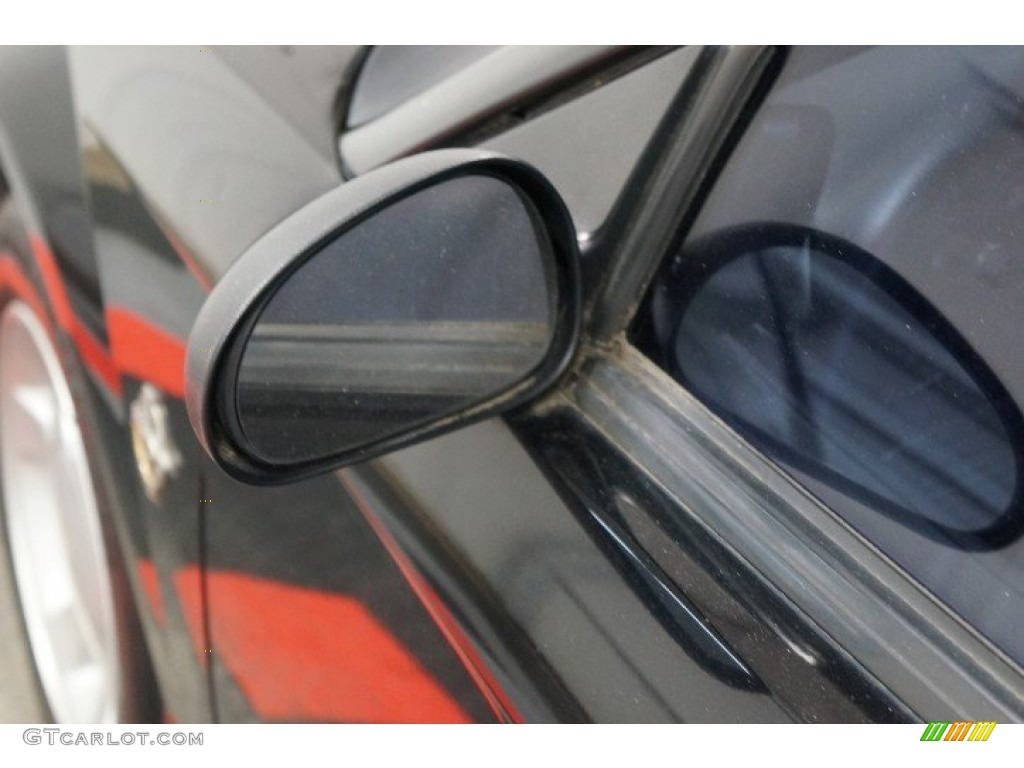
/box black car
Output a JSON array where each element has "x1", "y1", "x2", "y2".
[{"x1": 0, "y1": 45, "x2": 1022, "y2": 723}]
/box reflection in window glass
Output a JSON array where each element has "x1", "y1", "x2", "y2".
[{"x1": 634, "y1": 47, "x2": 1024, "y2": 663}]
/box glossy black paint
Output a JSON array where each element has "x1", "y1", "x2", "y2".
[
  {"x1": 361, "y1": 423, "x2": 797, "y2": 722},
  {"x1": 64, "y1": 45, "x2": 503, "y2": 723},
  {"x1": 0, "y1": 47, "x2": 168, "y2": 721},
  {"x1": 515, "y1": 410, "x2": 910, "y2": 722},
  {"x1": 200, "y1": 456, "x2": 497, "y2": 723},
  {"x1": 0, "y1": 48, "x2": 104, "y2": 331},
  {"x1": 0, "y1": 45, "x2": 1019, "y2": 724}
]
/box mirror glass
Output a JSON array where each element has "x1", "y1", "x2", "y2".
[
  {"x1": 665, "y1": 225, "x2": 1023, "y2": 546},
  {"x1": 235, "y1": 174, "x2": 555, "y2": 464}
]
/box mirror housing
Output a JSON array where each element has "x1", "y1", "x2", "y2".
[{"x1": 185, "y1": 149, "x2": 580, "y2": 484}]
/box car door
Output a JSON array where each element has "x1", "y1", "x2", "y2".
[
  {"x1": 68, "y1": 44, "x2": 1024, "y2": 723},
  {"x1": 322, "y1": 44, "x2": 1024, "y2": 721},
  {"x1": 322, "y1": 45, "x2": 906, "y2": 722},
  {"x1": 620, "y1": 45, "x2": 1024, "y2": 719}
]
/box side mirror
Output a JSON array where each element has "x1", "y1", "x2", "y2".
[{"x1": 186, "y1": 149, "x2": 580, "y2": 484}]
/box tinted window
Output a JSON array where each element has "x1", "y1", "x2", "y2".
[{"x1": 634, "y1": 46, "x2": 1024, "y2": 663}]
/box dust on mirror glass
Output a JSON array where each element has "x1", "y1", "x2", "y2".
[{"x1": 236, "y1": 174, "x2": 555, "y2": 464}]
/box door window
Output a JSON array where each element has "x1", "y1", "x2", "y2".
[{"x1": 633, "y1": 46, "x2": 1024, "y2": 665}]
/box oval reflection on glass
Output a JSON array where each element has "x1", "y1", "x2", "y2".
[
  {"x1": 667, "y1": 224, "x2": 1023, "y2": 548},
  {"x1": 236, "y1": 174, "x2": 555, "y2": 465}
]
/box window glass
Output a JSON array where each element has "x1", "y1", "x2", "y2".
[{"x1": 634, "y1": 46, "x2": 1024, "y2": 663}]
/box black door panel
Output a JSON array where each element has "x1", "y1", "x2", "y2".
[{"x1": 11, "y1": 44, "x2": 1012, "y2": 724}]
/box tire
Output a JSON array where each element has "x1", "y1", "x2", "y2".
[{"x1": 0, "y1": 296, "x2": 160, "y2": 723}]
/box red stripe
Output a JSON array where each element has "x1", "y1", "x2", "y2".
[
  {"x1": 0, "y1": 249, "x2": 122, "y2": 407},
  {"x1": 178, "y1": 565, "x2": 472, "y2": 723},
  {"x1": 29, "y1": 233, "x2": 75, "y2": 331},
  {"x1": 338, "y1": 471, "x2": 524, "y2": 723},
  {"x1": 0, "y1": 254, "x2": 48, "y2": 323},
  {"x1": 106, "y1": 307, "x2": 187, "y2": 399},
  {"x1": 171, "y1": 566, "x2": 208, "y2": 669},
  {"x1": 136, "y1": 558, "x2": 166, "y2": 626},
  {"x1": 29, "y1": 233, "x2": 190, "y2": 400},
  {"x1": 29, "y1": 234, "x2": 123, "y2": 397},
  {"x1": 70, "y1": 322, "x2": 121, "y2": 395},
  {"x1": 0, "y1": 256, "x2": 115, "y2": 407}
]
